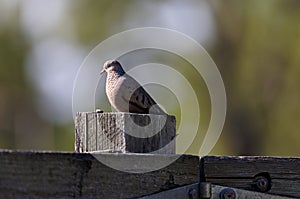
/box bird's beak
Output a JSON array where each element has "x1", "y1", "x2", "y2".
[{"x1": 100, "y1": 68, "x2": 106, "y2": 74}]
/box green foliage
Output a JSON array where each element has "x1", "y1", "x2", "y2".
[{"x1": 0, "y1": 0, "x2": 300, "y2": 155}]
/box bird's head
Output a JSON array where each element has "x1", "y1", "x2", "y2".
[{"x1": 101, "y1": 60, "x2": 125, "y2": 75}]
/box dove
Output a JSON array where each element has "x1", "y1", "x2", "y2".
[{"x1": 100, "y1": 60, "x2": 166, "y2": 115}]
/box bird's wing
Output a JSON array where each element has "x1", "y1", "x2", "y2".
[
  {"x1": 130, "y1": 86, "x2": 163, "y2": 114},
  {"x1": 121, "y1": 75, "x2": 165, "y2": 114}
]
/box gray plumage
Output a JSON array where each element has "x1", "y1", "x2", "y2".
[{"x1": 101, "y1": 60, "x2": 165, "y2": 115}]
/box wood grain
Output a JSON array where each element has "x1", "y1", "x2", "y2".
[
  {"x1": 1, "y1": 152, "x2": 300, "y2": 198},
  {"x1": 202, "y1": 156, "x2": 300, "y2": 198},
  {"x1": 0, "y1": 150, "x2": 199, "y2": 199},
  {"x1": 75, "y1": 112, "x2": 176, "y2": 154}
]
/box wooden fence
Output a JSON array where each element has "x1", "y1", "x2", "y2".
[{"x1": 0, "y1": 112, "x2": 299, "y2": 198}]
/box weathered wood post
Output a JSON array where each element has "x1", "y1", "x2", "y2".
[{"x1": 75, "y1": 112, "x2": 176, "y2": 154}]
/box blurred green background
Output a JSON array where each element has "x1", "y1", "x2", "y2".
[{"x1": 0, "y1": 0, "x2": 299, "y2": 156}]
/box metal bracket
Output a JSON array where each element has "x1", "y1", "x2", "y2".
[
  {"x1": 135, "y1": 183, "x2": 295, "y2": 199},
  {"x1": 209, "y1": 184, "x2": 295, "y2": 199},
  {"x1": 135, "y1": 183, "x2": 199, "y2": 199}
]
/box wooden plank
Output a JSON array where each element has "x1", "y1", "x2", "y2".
[
  {"x1": 75, "y1": 112, "x2": 176, "y2": 154},
  {"x1": 87, "y1": 113, "x2": 97, "y2": 151},
  {"x1": 202, "y1": 156, "x2": 300, "y2": 198},
  {"x1": 0, "y1": 150, "x2": 199, "y2": 199},
  {"x1": 75, "y1": 112, "x2": 86, "y2": 152}
]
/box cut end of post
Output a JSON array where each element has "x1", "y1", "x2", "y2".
[{"x1": 75, "y1": 112, "x2": 176, "y2": 154}]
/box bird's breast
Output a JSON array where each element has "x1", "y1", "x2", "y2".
[{"x1": 106, "y1": 75, "x2": 131, "y2": 112}]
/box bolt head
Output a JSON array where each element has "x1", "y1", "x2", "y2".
[
  {"x1": 188, "y1": 188, "x2": 197, "y2": 199},
  {"x1": 220, "y1": 188, "x2": 236, "y2": 199}
]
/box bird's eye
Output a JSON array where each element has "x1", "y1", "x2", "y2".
[{"x1": 106, "y1": 64, "x2": 113, "y2": 69}]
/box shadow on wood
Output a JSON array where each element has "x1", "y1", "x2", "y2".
[{"x1": 75, "y1": 112, "x2": 176, "y2": 154}]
